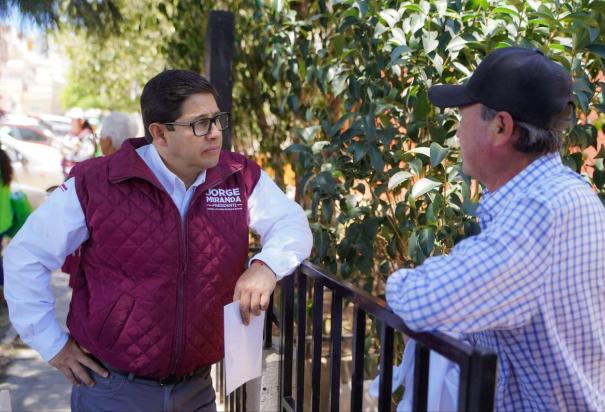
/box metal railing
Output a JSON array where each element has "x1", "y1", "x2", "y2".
[{"x1": 218, "y1": 260, "x2": 497, "y2": 412}]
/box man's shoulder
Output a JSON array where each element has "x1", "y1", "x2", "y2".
[
  {"x1": 218, "y1": 150, "x2": 261, "y2": 175},
  {"x1": 219, "y1": 150, "x2": 258, "y2": 166},
  {"x1": 217, "y1": 151, "x2": 262, "y2": 194},
  {"x1": 69, "y1": 156, "x2": 109, "y2": 179}
]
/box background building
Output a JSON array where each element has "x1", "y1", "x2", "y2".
[{"x1": 0, "y1": 24, "x2": 67, "y2": 115}]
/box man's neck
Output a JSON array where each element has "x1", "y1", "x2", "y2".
[
  {"x1": 484, "y1": 153, "x2": 541, "y2": 192},
  {"x1": 153, "y1": 146, "x2": 202, "y2": 189}
]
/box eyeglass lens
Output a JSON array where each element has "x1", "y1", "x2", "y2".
[{"x1": 193, "y1": 113, "x2": 230, "y2": 136}]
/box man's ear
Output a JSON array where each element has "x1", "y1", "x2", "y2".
[
  {"x1": 148, "y1": 123, "x2": 168, "y2": 147},
  {"x1": 490, "y1": 111, "x2": 515, "y2": 147}
]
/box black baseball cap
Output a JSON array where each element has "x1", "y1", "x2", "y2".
[{"x1": 428, "y1": 47, "x2": 573, "y2": 130}]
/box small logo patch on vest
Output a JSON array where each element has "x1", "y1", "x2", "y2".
[{"x1": 206, "y1": 187, "x2": 243, "y2": 211}]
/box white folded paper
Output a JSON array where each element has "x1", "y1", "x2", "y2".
[{"x1": 223, "y1": 301, "x2": 266, "y2": 395}]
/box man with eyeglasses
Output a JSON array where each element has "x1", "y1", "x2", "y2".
[{"x1": 3, "y1": 69, "x2": 313, "y2": 411}]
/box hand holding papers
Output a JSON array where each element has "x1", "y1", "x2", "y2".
[{"x1": 223, "y1": 301, "x2": 266, "y2": 395}]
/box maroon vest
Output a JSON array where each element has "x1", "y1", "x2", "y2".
[{"x1": 65, "y1": 138, "x2": 260, "y2": 378}]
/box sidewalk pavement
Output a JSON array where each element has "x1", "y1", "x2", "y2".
[{"x1": 0, "y1": 271, "x2": 71, "y2": 412}]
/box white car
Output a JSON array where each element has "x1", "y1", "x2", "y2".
[{"x1": 0, "y1": 127, "x2": 64, "y2": 208}]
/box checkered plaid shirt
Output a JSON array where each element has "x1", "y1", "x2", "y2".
[{"x1": 386, "y1": 153, "x2": 605, "y2": 411}]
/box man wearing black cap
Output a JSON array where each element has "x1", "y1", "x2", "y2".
[{"x1": 386, "y1": 47, "x2": 605, "y2": 410}]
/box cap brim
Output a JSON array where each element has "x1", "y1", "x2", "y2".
[{"x1": 428, "y1": 84, "x2": 478, "y2": 108}]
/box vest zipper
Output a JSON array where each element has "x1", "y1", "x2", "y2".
[
  {"x1": 170, "y1": 172, "x2": 241, "y2": 377},
  {"x1": 172, "y1": 208, "x2": 188, "y2": 376}
]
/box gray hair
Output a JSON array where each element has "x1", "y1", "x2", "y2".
[
  {"x1": 100, "y1": 112, "x2": 135, "y2": 149},
  {"x1": 480, "y1": 105, "x2": 570, "y2": 155}
]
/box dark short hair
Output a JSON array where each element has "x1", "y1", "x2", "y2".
[{"x1": 140, "y1": 70, "x2": 218, "y2": 142}]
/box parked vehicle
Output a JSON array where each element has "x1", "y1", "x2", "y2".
[
  {"x1": 36, "y1": 113, "x2": 72, "y2": 138},
  {"x1": 0, "y1": 124, "x2": 51, "y2": 144},
  {"x1": 0, "y1": 128, "x2": 64, "y2": 208}
]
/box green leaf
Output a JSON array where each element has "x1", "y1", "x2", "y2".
[
  {"x1": 400, "y1": 4, "x2": 424, "y2": 14},
  {"x1": 374, "y1": 22, "x2": 389, "y2": 38},
  {"x1": 311, "y1": 141, "x2": 330, "y2": 154},
  {"x1": 430, "y1": 142, "x2": 449, "y2": 167},
  {"x1": 418, "y1": 227, "x2": 436, "y2": 256},
  {"x1": 492, "y1": 6, "x2": 520, "y2": 18},
  {"x1": 332, "y1": 34, "x2": 346, "y2": 55},
  {"x1": 352, "y1": 141, "x2": 369, "y2": 162},
  {"x1": 285, "y1": 143, "x2": 312, "y2": 154},
  {"x1": 411, "y1": 178, "x2": 442, "y2": 199},
  {"x1": 422, "y1": 31, "x2": 439, "y2": 54},
  {"x1": 298, "y1": 126, "x2": 322, "y2": 142},
  {"x1": 408, "y1": 147, "x2": 431, "y2": 157},
  {"x1": 409, "y1": 13, "x2": 425, "y2": 33},
  {"x1": 390, "y1": 28, "x2": 407, "y2": 46},
  {"x1": 379, "y1": 9, "x2": 400, "y2": 28},
  {"x1": 315, "y1": 230, "x2": 330, "y2": 260},
  {"x1": 331, "y1": 73, "x2": 349, "y2": 96},
  {"x1": 355, "y1": 0, "x2": 369, "y2": 16},
  {"x1": 407, "y1": 158, "x2": 424, "y2": 176},
  {"x1": 369, "y1": 147, "x2": 385, "y2": 171},
  {"x1": 390, "y1": 45, "x2": 412, "y2": 65},
  {"x1": 446, "y1": 36, "x2": 467, "y2": 52},
  {"x1": 388, "y1": 171, "x2": 413, "y2": 190},
  {"x1": 452, "y1": 61, "x2": 472, "y2": 76}
]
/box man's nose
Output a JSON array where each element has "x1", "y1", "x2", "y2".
[{"x1": 206, "y1": 122, "x2": 221, "y2": 140}]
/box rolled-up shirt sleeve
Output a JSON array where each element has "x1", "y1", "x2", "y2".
[
  {"x1": 3, "y1": 178, "x2": 89, "y2": 361},
  {"x1": 248, "y1": 171, "x2": 312, "y2": 279}
]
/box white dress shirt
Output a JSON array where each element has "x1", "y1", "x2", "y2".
[{"x1": 4, "y1": 144, "x2": 312, "y2": 362}]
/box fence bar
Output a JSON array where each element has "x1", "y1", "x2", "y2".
[
  {"x1": 280, "y1": 274, "x2": 295, "y2": 411},
  {"x1": 236, "y1": 386, "x2": 242, "y2": 412},
  {"x1": 350, "y1": 306, "x2": 366, "y2": 412},
  {"x1": 466, "y1": 351, "x2": 497, "y2": 412},
  {"x1": 329, "y1": 293, "x2": 343, "y2": 411},
  {"x1": 264, "y1": 294, "x2": 274, "y2": 349},
  {"x1": 412, "y1": 342, "x2": 430, "y2": 412},
  {"x1": 295, "y1": 272, "x2": 307, "y2": 412},
  {"x1": 219, "y1": 362, "x2": 225, "y2": 405},
  {"x1": 282, "y1": 397, "x2": 295, "y2": 412},
  {"x1": 264, "y1": 261, "x2": 495, "y2": 412},
  {"x1": 311, "y1": 281, "x2": 324, "y2": 412},
  {"x1": 378, "y1": 323, "x2": 394, "y2": 412}
]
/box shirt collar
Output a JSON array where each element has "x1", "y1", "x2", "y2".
[
  {"x1": 476, "y1": 152, "x2": 563, "y2": 224},
  {"x1": 137, "y1": 144, "x2": 206, "y2": 195}
]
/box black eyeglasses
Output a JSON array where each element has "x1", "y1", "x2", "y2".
[{"x1": 164, "y1": 112, "x2": 230, "y2": 137}]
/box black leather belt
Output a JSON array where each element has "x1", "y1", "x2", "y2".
[{"x1": 102, "y1": 362, "x2": 210, "y2": 386}]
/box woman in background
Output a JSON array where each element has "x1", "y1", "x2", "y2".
[{"x1": 0, "y1": 147, "x2": 13, "y2": 285}]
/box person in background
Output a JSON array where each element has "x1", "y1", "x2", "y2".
[
  {"x1": 98, "y1": 112, "x2": 136, "y2": 156},
  {"x1": 4, "y1": 70, "x2": 313, "y2": 411},
  {"x1": 61, "y1": 108, "x2": 96, "y2": 175},
  {"x1": 386, "y1": 47, "x2": 605, "y2": 410},
  {"x1": 0, "y1": 147, "x2": 13, "y2": 286}
]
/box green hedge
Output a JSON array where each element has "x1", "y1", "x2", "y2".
[{"x1": 58, "y1": 0, "x2": 605, "y2": 292}]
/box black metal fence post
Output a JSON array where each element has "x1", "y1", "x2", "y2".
[
  {"x1": 279, "y1": 273, "x2": 295, "y2": 411},
  {"x1": 350, "y1": 306, "x2": 366, "y2": 412},
  {"x1": 466, "y1": 351, "x2": 498, "y2": 411},
  {"x1": 205, "y1": 10, "x2": 234, "y2": 150}
]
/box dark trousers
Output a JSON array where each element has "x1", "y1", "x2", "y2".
[{"x1": 71, "y1": 366, "x2": 216, "y2": 412}]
